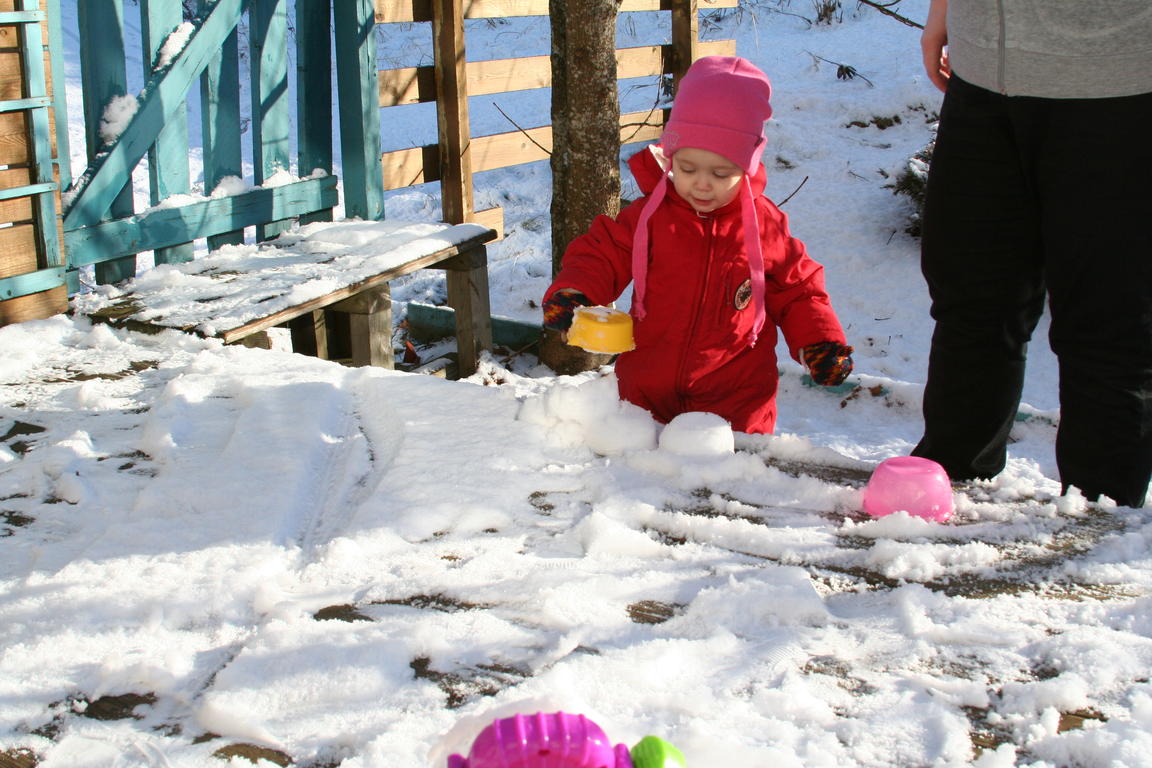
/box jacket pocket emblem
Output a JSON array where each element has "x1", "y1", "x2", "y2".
[{"x1": 734, "y1": 278, "x2": 752, "y2": 310}]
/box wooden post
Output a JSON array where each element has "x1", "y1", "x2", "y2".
[
  {"x1": 442, "y1": 245, "x2": 493, "y2": 378},
  {"x1": 329, "y1": 286, "x2": 393, "y2": 368},
  {"x1": 432, "y1": 0, "x2": 473, "y2": 224},
  {"x1": 288, "y1": 310, "x2": 329, "y2": 359}
]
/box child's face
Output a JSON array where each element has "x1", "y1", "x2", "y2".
[{"x1": 669, "y1": 148, "x2": 745, "y2": 214}]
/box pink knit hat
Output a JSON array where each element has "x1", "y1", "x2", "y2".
[
  {"x1": 632, "y1": 56, "x2": 774, "y2": 346},
  {"x1": 662, "y1": 56, "x2": 773, "y2": 175}
]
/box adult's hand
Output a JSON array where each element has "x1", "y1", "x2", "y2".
[{"x1": 921, "y1": 0, "x2": 950, "y2": 92}]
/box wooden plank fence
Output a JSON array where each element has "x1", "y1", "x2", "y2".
[
  {"x1": 1, "y1": 0, "x2": 736, "y2": 334},
  {"x1": 0, "y1": 0, "x2": 67, "y2": 326},
  {"x1": 59, "y1": 0, "x2": 353, "y2": 288},
  {"x1": 375, "y1": 0, "x2": 737, "y2": 236}
]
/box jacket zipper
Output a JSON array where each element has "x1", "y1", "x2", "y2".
[{"x1": 677, "y1": 215, "x2": 714, "y2": 407}]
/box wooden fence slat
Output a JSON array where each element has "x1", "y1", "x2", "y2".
[
  {"x1": 198, "y1": 0, "x2": 243, "y2": 249},
  {"x1": 0, "y1": 281, "x2": 66, "y2": 325},
  {"x1": 380, "y1": 108, "x2": 662, "y2": 189},
  {"x1": 0, "y1": 50, "x2": 53, "y2": 100},
  {"x1": 0, "y1": 200, "x2": 32, "y2": 225},
  {"x1": 0, "y1": 163, "x2": 30, "y2": 188},
  {"x1": 380, "y1": 143, "x2": 435, "y2": 189},
  {"x1": 0, "y1": 178, "x2": 51, "y2": 199},
  {"x1": 64, "y1": 177, "x2": 339, "y2": 267},
  {"x1": 470, "y1": 122, "x2": 551, "y2": 171},
  {"x1": 249, "y1": 0, "x2": 291, "y2": 185},
  {"x1": 0, "y1": 221, "x2": 38, "y2": 273},
  {"x1": 0, "y1": 9, "x2": 43, "y2": 22},
  {"x1": 295, "y1": 0, "x2": 333, "y2": 225},
  {"x1": 142, "y1": 0, "x2": 194, "y2": 265},
  {"x1": 45, "y1": 0, "x2": 68, "y2": 191},
  {"x1": 376, "y1": 64, "x2": 436, "y2": 106},
  {"x1": 0, "y1": 109, "x2": 29, "y2": 163},
  {"x1": 0, "y1": 265, "x2": 63, "y2": 299},
  {"x1": 250, "y1": 0, "x2": 292, "y2": 241},
  {"x1": 378, "y1": 39, "x2": 734, "y2": 107},
  {"x1": 465, "y1": 54, "x2": 550, "y2": 95},
  {"x1": 0, "y1": 190, "x2": 33, "y2": 222},
  {"x1": 77, "y1": 0, "x2": 135, "y2": 284},
  {"x1": 333, "y1": 0, "x2": 384, "y2": 220}
]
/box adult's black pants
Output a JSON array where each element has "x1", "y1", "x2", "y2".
[{"x1": 913, "y1": 76, "x2": 1152, "y2": 507}]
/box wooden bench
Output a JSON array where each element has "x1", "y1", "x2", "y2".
[{"x1": 73, "y1": 220, "x2": 498, "y2": 377}]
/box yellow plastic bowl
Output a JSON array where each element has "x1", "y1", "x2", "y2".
[{"x1": 567, "y1": 305, "x2": 635, "y2": 354}]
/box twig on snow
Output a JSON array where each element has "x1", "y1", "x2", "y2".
[
  {"x1": 807, "y1": 52, "x2": 875, "y2": 87},
  {"x1": 778, "y1": 176, "x2": 809, "y2": 207},
  {"x1": 856, "y1": 0, "x2": 923, "y2": 29}
]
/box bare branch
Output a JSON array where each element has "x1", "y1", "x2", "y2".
[
  {"x1": 778, "y1": 176, "x2": 809, "y2": 207},
  {"x1": 807, "y1": 52, "x2": 875, "y2": 87},
  {"x1": 856, "y1": 0, "x2": 923, "y2": 29},
  {"x1": 492, "y1": 102, "x2": 552, "y2": 157}
]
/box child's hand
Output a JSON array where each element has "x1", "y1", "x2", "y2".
[
  {"x1": 542, "y1": 290, "x2": 592, "y2": 332},
  {"x1": 802, "y1": 341, "x2": 854, "y2": 386}
]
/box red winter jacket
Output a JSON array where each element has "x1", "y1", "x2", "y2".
[{"x1": 546, "y1": 147, "x2": 846, "y2": 433}]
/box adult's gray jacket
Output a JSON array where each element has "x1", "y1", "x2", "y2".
[{"x1": 946, "y1": 0, "x2": 1152, "y2": 98}]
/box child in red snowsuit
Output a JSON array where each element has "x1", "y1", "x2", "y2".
[{"x1": 542, "y1": 56, "x2": 852, "y2": 434}]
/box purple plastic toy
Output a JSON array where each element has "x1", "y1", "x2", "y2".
[
  {"x1": 863, "y1": 456, "x2": 954, "y2": 522},
  {"x1": 447, "y1": 712, "x2": 634, "y2": 768}
]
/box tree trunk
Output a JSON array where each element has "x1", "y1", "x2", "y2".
[
  {"x1": 549, "y1": 0, "x2": 621, "y2": 276},
  {"x1": 543, "y1": 0, "x2": 621, "y2": 374}
]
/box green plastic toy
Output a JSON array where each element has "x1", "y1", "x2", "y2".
[{"x1": 630, "y1": 735, "x2": 688, "y2": 767}]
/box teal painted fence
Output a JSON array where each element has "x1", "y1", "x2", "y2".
[
  {"x1": 0, "y1": 0, "x2": 68, "y2": 318},
  {"x1": 1, "y1": 0, "x2": 385, "y2": 303}
]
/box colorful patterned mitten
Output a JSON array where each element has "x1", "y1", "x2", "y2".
[
  {"x1": 802, "y1": 341, "x2": 855, "y2": 386},
  {"x1": 542, "y1": 290, "x2": 592, "y2": 331}
]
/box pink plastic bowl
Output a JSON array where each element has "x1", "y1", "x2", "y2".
[
  {"x1": 447, "y1": 712, "x2": 633, "y2": 768},
  {"x1": 862, "y1": 456, "x2": 954, "y2": 522}
]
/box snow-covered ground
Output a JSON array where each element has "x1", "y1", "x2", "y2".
[{"x1": 2, "y1": 2, "x2": 1151, "y2": 767}]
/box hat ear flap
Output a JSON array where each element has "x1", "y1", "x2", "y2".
[
  {"x1": 741, "y1": 175, "x2": 766, "y2": 346},
  {"x1": 748, "y1": 135, "x2": 767, "y2": 175},
  {"x1": 631, "y1": 169, "x2": 670, "y2": 321}
]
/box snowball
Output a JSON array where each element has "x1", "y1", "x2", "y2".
[{"x1": 658, "y1": 412, "x2": 734, "y2": 456}]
